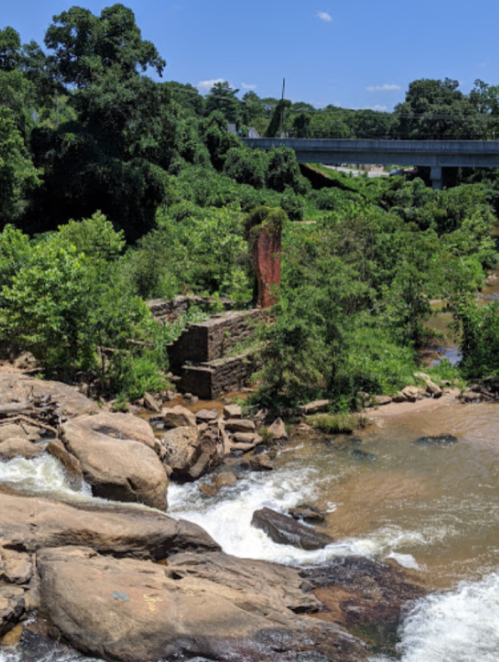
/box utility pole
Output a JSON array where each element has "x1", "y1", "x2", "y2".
[{"x1": 279, "y1": 78, "x2": 286, "y2": 138}]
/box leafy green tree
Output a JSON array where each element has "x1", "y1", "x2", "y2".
[
  {"x1": 292, "y1": 112, "x2": 311, "y2": 138},
  {"x1": 45, "y1": 3, "x2": 165, "y2": 88},
  {"x1": 223, "y1": 147, "x2": 267, "y2": 189},
  {"x1": 393, "y1": 78, "x2": 484, "y2": 140},
  {"x1": 0, "y1": 27, "x2": 21, "y2": 71},
  {"x1": 0, "y1": 69, "x2": 36, "y2": 137},
  {"x1": 266, "y1": 147, "x2": 306, "y2": 194},
  {"x1": 205, "y1": 81, "x2": 241, "y2": 123},
  {"x1": 452, "y1": 298, "x2": 499, "y2": 378},
  {"x1": 0, "y1": 107, "x2": 40, "y2": 227}
]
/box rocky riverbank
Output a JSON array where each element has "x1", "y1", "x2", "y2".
[{"x1": 0, "y1": 371, "x2": 428, "y2": 661}]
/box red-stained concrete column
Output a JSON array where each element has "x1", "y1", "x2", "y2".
[{"x1": 251, "y1": 225, "x2": 281, "y2": 308}]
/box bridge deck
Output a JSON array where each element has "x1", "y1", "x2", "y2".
[{"x1": 242, "y1": 138, "x2": 499, "y2": 169}]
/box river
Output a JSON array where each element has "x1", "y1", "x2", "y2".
[{"x1": 1, "y1": 396, "x2": 498, "y2": 661}]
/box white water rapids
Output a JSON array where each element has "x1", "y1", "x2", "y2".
[{"x1": 1, "y1": 406, "x2": 499, "y2": 662}]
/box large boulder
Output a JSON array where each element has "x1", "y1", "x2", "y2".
[
  {"x1": 161, "y1": 427, "x2": 219, "y2": 482},
  {"x1": 0, "y1": 438, "x2": 44, "y2": 461},
  {"x1": 61, "y1": 414, "x2": 167, "y2": 510},
  {"x1": 37, "y1": 547, "x2": 367, "y2": 662},
  {"x1": 0, "y1": 492, "x2": 219, "y2": 559},
  {"x1": 0, "y1": 373, "x2": 98, "y2": 418},
  {"x1": 252, "y1": 507, "x2": 334, "y2": 550}
]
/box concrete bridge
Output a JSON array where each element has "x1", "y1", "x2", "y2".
[{"x1": 242, "y1": 138, "x2": 499, "y2": 188}]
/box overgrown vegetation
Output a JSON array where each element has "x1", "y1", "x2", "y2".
[{"x1": 1, "y1": 5, "x2": 499, "y2": 405}]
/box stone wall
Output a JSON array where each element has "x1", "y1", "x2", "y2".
[
  {"x1": 147, "y1": 296, "x2": 233, "y2": 324},
  {"x1": 179, "y1": 353, "x2": 257, "y2": 400},
  {"x1": 168, "y1": 310, "x2": 263, "y2": 372}
]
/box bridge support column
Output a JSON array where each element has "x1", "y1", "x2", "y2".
[{"x1": 430, "y1": 166, "x2": 443, "y2": 190}]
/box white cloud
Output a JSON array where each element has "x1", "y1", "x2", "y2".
[
  {"x1": 371, "y1": 104, "x2": 388, "y2": 112},
  {"x1": 317, "y1": 11, "x2": 332, "y2": 22},
  {"x1": 197, "y1": 78, "x2": 226, "y2": 92},
  {"x1": 366, "y1": 84, "x2": 401, "y2": 92},
  {"x1": 479, "y1": 62, "x2": 487, "y2": 68},
  {"x1": 241, "y1": 83, "x2": 258, "y2": 90}
]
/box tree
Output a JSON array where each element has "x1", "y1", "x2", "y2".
[
  {"x1": 393, "y1": 78, "x2": 483, "y2": 140},
  {"x1": 44, "y1": 4, "x2": 165, "y2": 88},
  {"x1": 0, "y1": 107, "x2": 40, "y2": 227},
  {"x1": 266, "y1": 147, "x2": 305, "y2": 194},
  {"x1": 292, "y1": 112, "x2": 311, "y2": 138},
  {"x1": 205, "y1": 81, "x2": 241, "y2": 123},
  {"x1": 0, "y1": 27, "x2": 21, "y2": 72}
]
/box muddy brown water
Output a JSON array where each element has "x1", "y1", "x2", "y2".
[{"x1": 280, "y1": 400, "x2": 499, "y2": 592}]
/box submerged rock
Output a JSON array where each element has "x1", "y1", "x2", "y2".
[
  {"x1": 413, "y1": 433, "x2": 458, "y2": 446},
  {"x1": 351, "y1": 449, "x2": 377, "y2": 461},
  {"x1": 302, "y1": 556, "x2": 425, "y2": 655},
  {"x1": 289, "y1": 505, "x2": 326, "y2": 524},
  {"x1": 251, "y1": 507, "x2": 334, "y2": 550}
]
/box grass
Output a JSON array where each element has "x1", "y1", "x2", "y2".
[{"x1": 308, "y1": 413, "x2": 369, "y2": 434}]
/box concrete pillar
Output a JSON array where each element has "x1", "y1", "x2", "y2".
[{"x1": 430, "y1": 166, "x2": 443, "y2": 190}]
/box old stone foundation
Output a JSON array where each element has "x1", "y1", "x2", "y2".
[
  {"x1": 149, "y1": 305, "x2": 263, "y2": 400},
  {"x1": 178, "y1": 352, "x2": 257, "y2": 400},
  {"x1": 146, "y1": 296, "x2": 233, "y2": 324}
]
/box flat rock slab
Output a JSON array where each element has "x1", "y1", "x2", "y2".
[
  {"x1": 0, "y1": 373, "x2": 98, "y2": 418},
  {"x1": 37, "y1": 547, "x2": 367, "y2": 662},
  {"x1": 61, "y1": 414, "x2": 167, "y2": 510},
  {"x1": 252, "y1": 507, "x2": 334, "y2": 550},
  {"x1": 225, "y1": 419, "x2": 256, "y2": 434},
  {"x1": 0, "y1": 492, "x2": 219, "y2": 559},
  {"x1": 166, "y1": 551, "x2": 320, "y2": 615}
]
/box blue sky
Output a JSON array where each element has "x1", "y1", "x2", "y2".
[{"x1": 2, "y1": 0, "x2": 498, "y2": 110}]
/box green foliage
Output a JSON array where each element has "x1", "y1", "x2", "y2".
[
  {"x1": 57, "y1": 211, "x2": 125, "y2": 264},
  {"x1": 0, "y1": 27, "x2": 21, "y2": 72},
  {"x1": 308, "y1": 413, "x2": 366, "y2": 434},
  {"x1": 280, "y1": 189, "x2": 304, "y2": 221},
  {"x1": 0, "y1": 107, "x2": 40, "y2": 227},
  {"x1": 452, "y1": 298, "x2": 499, "y2": 378},
  {"x1": 0, "y1": 222, "x2": 169, "y2": 400},
  {"x1": 44, "y1": 4, "x2": 165, "y2": 88},
  {"x1": 266, "y1": 147, "x2": 306, "y2": 194},
  {"x1": 205, "y1": 81, "x2": 241, "y2": 123},
  {"x1": 223, "y1": 147, "x2": 268, "y2": 189}
]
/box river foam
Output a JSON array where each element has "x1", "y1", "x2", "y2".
[
  {"x1": 372, "y1": 572, "x2": 499, "y2": 662},
  {"x1": 168, "y1": 466, "x2": 425, "y2": 567},
  {"x1": 0, "y1": 455, "x2": 93, "y2": 502}
]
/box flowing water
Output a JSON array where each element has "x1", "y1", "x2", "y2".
[{"x1": 1, "y1": 399, "x2": 498, "y2": 661}]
